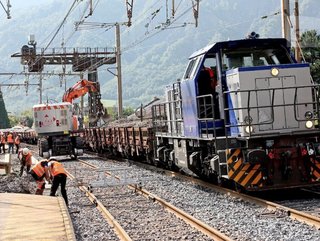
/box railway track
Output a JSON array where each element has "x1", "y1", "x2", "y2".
[
  {"x1": 273, "y1": 187, "x2": 320, "y2": 219},
  {"x1": 65, "y1": 159, "x2": 229, "y2": 241},
  {"x1": 131, "y1": 160, "x2": 320, "y2": 230},
  {"x1": 66, "y1": 155, "x2": 320, "y2": 240},
  {"x1": 2, "y1": 144, "x2": 320, "y2": 240}
]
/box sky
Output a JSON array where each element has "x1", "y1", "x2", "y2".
[
  {"x1": 0, "y1": 0, "x2": 56, "y2": 19},
  {"x1": 12, "y1": 0, "x2": 55, "y2": 9}
]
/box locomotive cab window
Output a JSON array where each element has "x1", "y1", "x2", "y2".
[
  {"x1": 183, "y1": 58, "x2": 199, "y2": 80},
  {"x1": 222, "y1": 45, "x2": 292, "y2": 71}
]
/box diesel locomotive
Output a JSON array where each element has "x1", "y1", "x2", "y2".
[{"x1": 76, "y1": 35, "x2": 320, "y2": 191}]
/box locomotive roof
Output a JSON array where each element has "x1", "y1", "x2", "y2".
[
  {"x1": 189, "y1": 38, "x2": 290, "y2": 59},
  {"x1": 32, "y1": 102, "x2": 72, "y2": 108}
]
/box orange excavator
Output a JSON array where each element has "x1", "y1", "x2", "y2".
[
  {"x1": 62, "y1": 79, "x2": 98, "y2": 103},
  {"x1": 62, "y1": 79, "x2": 109, "y2": 127}
]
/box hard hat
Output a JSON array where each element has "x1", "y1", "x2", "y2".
[{"x1": 22, "y1": 148, "x2": 29, "y2": 155}]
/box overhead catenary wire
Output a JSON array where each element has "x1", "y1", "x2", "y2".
[
  {"x1": 43, "y1": 0, "x2": 79, "y2": 51},
  {"x1": 122, "y1": 1, "x2": 199, "y2": 53}
]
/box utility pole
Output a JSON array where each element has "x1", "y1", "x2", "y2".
[
  {"x1": 192, "y1": 0, "x2": 200, "y2": 27},
  {"x1": 115, "y1": 23, "x2": 123, "y2": 118},
  {"x1": 281, "y1": 0, "x2": 291, "y2": 44},
  {"x1": 294, "y1": 0, "x2": 301, "y2": 62},
  {"x1": 39, "y1": 73, "x2": 43, "y2": 104}
]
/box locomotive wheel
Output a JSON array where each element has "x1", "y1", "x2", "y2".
[{"x1": 70, "y1": 148, "x2": 78, "y2": 160}]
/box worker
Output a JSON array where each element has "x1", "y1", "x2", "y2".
[
  {"x1": 18, "y1": 147, "x2": 33, "y2": 177},
  {"x1": 14, "y1": 134, "x2": 21, "y2": 154},
  {"x1": 198, "y1": 65, "x2": 220, "y2": 119},
  {"x1": 198, "y1": 66, "x2": 217, "y2": 95},
  {"x1": 7, "y1": 131, "x2": 14, "y2": 154},
  {"x1": 48, "y1": 159, "x2": 69, "y2": 206},
  {"x1": 0, "y1": 132, "x2": 5, "y2": 154},
  {"x1": 30, "y1": 159, "x2": 50, "y2": 195}
]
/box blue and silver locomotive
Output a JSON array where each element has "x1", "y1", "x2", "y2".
[{"x1": 153, "y1": 35, "x2": 320, "y2": 190}]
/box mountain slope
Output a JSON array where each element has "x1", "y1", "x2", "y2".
[{"x1": 0, "y1": 0, "x2": 319, "y2": 114}]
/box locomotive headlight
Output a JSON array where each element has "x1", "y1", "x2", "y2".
[
  {"x1": 245, "y1": 126, "x2": 254, "y2": 133},
  {"x1": 271, "y1": 67, "x2": 279, "y2": 76},
  {"x1": 306, "y1": 120, "x2": 314, "y2": 129},
  {"x1": 305, "y1": 111, "x2": 313, "y2": 120}
]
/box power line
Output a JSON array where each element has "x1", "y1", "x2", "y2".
[
  {"x1": 43, "y1": 0, "x2": 79, "y2": 51},
  {"x1": 122, "y1": 1, "x2": 197, "y2": 53}
]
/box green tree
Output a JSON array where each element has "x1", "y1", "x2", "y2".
[
  {"x1": 123, "y1": 106, "x2": 134, "y2": 117},
  {"x1": 300, "y1": 30, "x2": 320, "y2": 83},
  {"x1": 109, "y1": 106, "x2": 135, "y2": 120},
  {"x1": 20, "y1": 110, "x2": 34, "y2": 127},
  {"x1": 8, "y1": 115, "x2": 19, "y2": 127},
  {"x1": 0, "y1": 91, "x2": 10, "y2": 128}
]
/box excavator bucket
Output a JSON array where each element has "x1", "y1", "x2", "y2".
[
  {"x1": 89, "y1": 107, "x2": 110, "y2": 125},
  {"x1": 101, "y1": 107, "x2": 111, "y2": 122}
]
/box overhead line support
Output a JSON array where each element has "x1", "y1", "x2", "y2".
[{"x1": 126, "y1": 0, "x2": 133, "y2": 27}]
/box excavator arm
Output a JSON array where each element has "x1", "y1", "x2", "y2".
[
  {"x1": 62, "y1": 79, "x2": 110, "y2": 127},
  {"x1": 62, "y1": 79, "x2": 98, "y2": 103}
]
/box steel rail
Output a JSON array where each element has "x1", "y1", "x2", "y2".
[
  {"x1": 163, "y1": 169, "x2": 320, "y2": 230},
  {"x1": 131, "y1": 185, "x2": 233, "y2": 241},
  {"x1": 66, "y1": 170, "x2": 132, "y2": 241}
]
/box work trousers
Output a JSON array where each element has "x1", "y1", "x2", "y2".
[
  {"x1": 20, "y1": 159, "x2": 31, "y2": 177},
  {"x1": 8, "y1": 143, "x2": 14, "y2": 154},
  {"x1": 15, "y1": 144, "x2": 20, "y2": 154},
  {"x1": 0, "y1": 143, "x2": 5, "y2": 153},
  {"x1": 50, "y1": 174, "x2": 68, "y2": 206},
  {"x1": 30, "y1": 170, "x2": 46, "y2": 195}
]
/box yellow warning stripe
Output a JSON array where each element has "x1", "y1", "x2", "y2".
[
  {"x1": 228, "y1": 157, "x2": 242, "y2": 177},
  {"x1": 252, "y1": 172, "x2": 263, "y2": 186},
  {"x1": 240, "y1": 165, "x2": 261, "y2": 186},
  {"x1": 227, "y1": 149, "x2": 241, "y2": 164}
]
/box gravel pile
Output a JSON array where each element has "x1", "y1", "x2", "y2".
[
  {"x1": 0, "y1": 154, "x2": 36, "y2": 194},
  {"x1": 0, "y1": 152, "x2": 119, "y2": 241}
]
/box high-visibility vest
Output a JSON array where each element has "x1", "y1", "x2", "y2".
[
  {"x1": 0, "y1": 136, "x2": 6, "y2": 144},
  {"x1": 32, "y1": 161, "x2": 46, "y2": 178},
  {"x1": 50, "y1": 161, "x2": 67, "y2": 176},
  {"x1": 7, "y1": 134, "x2": 13, "y2": 144},
  {"x1": 23, "y1": 153, "x2": 33, "y2": 166},
  {"x1": 14, "y1": 136, "x2": 21, "y2": 145}
]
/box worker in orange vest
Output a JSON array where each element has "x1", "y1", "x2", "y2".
[
  {"x1": 0, "y1": 132, "x2": 5, "y2": 154},
  {"x1": 18, "y1": 148, "x2": 34, "y2": 177},
  {"x1": 48, "y1": 159, "x2": 69, "y2": 206},
  {"x1": 30, "y1": 160, "x2": 50, "y2": 195},
  {"x1": 6, "y1": 131, "x2": 14, "y2": 154},
  {"x1": 14, "y1": 134, "x2": 21, "y2": 154}
]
